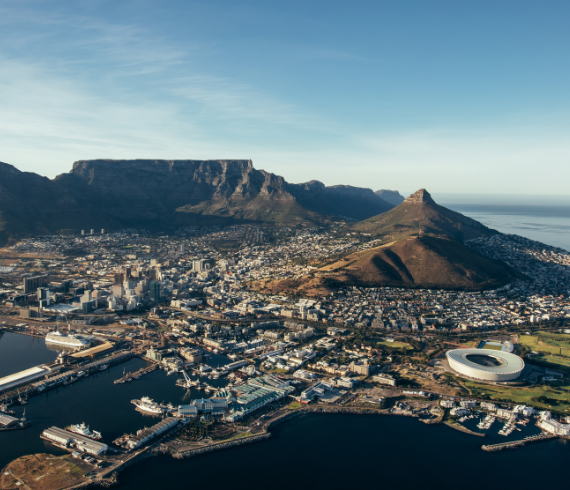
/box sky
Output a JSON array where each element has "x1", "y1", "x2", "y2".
[{"x1": 1, "y1": 0, "x2": 569, "y2": 195}]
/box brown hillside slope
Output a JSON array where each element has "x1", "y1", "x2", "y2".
[
  {"x1": 252, "y1": 235, "x2": 521, "y2": 297},
  {"x1": 354, "y1": 189, "x2": 496, "y2": 241}
]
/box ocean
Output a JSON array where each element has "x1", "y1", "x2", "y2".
[{"x1": 435, "y1": 193, "x2": 570, "y2": 252}]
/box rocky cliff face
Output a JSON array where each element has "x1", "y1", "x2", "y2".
[
  {"x1": 403, "y1": 188, "x2": 434, "y2": 204},
  {"x1": 0, "y1": 159, "x2": 393, "y2": 244}
]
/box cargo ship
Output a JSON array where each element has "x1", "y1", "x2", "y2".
[{"x1": 45, "y1": 331, "x2": 89, "y2": 348}]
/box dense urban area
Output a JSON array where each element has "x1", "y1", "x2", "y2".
[{"x1": 1, "y1": 225, "x2": 570, "y2": 489}]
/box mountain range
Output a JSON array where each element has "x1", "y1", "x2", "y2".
[
  {"x1": 251, "y1": 189, "x2": 522, "y2": 293},
  {"x1": 0, "y1": 159, "x2": 393, "y2": 246},
  {"x1": 0, "y1": 159, "x2": 522, "y2": 291}
]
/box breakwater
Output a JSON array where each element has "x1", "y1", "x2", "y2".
[
  {"x1": 444, "y1": 421, "x2": 485, "y2": 437},
  {"x1": 482, "y1": 432, "x2": 556, "y2": 452}
]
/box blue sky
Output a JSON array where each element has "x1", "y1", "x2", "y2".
[{"x1": 1, "y1": 0, "x2": 569, "y2": 194}]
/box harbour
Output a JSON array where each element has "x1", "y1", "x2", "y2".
[{"x1": 1, "y1": 328, "x2": 570, "y2": 489}]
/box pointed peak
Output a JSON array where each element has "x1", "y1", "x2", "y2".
[{"x1": 404, "y1": 189, "x2": 434, "y2": 204}]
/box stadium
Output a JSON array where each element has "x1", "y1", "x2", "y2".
[{"x1": 446, "y1": 348, "x2": 525, "y2": 382}]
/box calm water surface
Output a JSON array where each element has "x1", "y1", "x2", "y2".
[
  {"x1": 1, "y1": 334, "x2": 568, "y2": 489},
  {"x1": 436, "y1": 195, "x2": 570, "y2": 251},
  {"x1": 116, "y1": 413, "x2": 570, "y2": 490},
  {"x1": 0, "y1": 336, "x2": 230, "y2": 471}
]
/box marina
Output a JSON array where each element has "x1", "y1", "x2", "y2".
[
  {"x1": 114, "y1": 363, "x2": 158, "y2": 384},
  {"x1": 0, "y1": 329, "x2": 567, "y2": 490}
]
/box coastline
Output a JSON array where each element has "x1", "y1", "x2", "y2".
[{"x1": 1, "y1": 397, "x2": 560, "y2": 489}]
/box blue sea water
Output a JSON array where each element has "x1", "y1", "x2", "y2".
[{"x1": 434, "y1": 194, "x2": 570, "y2": 252}]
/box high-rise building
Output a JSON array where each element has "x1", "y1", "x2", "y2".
[
  {"x1": 61, "y1": 279, "x2": 73, "y2": 293},
  {"x1": 37, "y1": 287, "x2": 50, "y2": 307},
  {"x1": 81, "y1": 230, "x2": 85, "y2": 236},
  {"x1": 114, "y1": 273, "x2": 124, "y2": 285},
  {"x1": 112, "y1": 284, "x2": 124, "y2": 298},
  {"x1": 149, "y1": 281, "x2": 161, "y2": 303},
  {"x1": 90, "y1": 229, "x2": 94, "y2": 235},
  {"x1": 24, "y1": 275, "x2": 47, "y2": 294},
  {"x1": 101, "y1": 229, "x2": 105, "y2": 234}
]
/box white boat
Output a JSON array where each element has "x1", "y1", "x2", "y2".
[
  {"x1": 46, "y1": 331, "x2": 89, "y2": 348},
  {"x1": 131, "y1": 397, "x2": 167, "y2": 415},
  {"x1": 66, "y1": 422, "x2": 103, "y2": 441}
]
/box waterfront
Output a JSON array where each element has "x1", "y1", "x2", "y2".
[
  {"x1": 0, "y1": 331, "x2": 58, "y2": 379},
  {"x1": 0, "y1": 334, "x2": 231, "y2": 471},
  {"x1": 116, "y1": 413, "x2": 570, "y2": 490},
  {"x1": 1, "y1": 332, "x2": 570, "y2": 489}
]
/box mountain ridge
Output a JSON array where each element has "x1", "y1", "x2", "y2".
[
  {"x1": 251, "y1": 189, "x2": 520, "y2": 294},
  {"x1": 0, "y1": 159, "x2": 393, "y2": 245}
]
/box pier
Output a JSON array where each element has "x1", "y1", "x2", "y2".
[
  {"x1": 114, "y1": 362, "x2": 158, "y2": 384},
  {"x1": 482, "y1": 433, "x2": 557, "y2": 452},
  {"x1": 0, "y1": 349, "x2": 135, "y2": 405}
]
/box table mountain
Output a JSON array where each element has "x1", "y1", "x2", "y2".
[{"x1": 0, "y1": 159, "x2": 393, "y2": 245}]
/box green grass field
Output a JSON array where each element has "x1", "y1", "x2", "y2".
[
  {"x1": 464, "y1": 380, "x2": 570, "y2": 412},
  {"x1": 377, "y1": 340, "x2": 412, "y2": 350},
  {"x1": 519, "y1": 335, "x2": 570, "y2": 357},
  {"x1": 539, "y1": 355, "x2": 570, "y2": 368},
  {"x1": 481, "y1": 343, "x2": 503, "y2": 351}
]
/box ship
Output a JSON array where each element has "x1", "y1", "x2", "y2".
[
  {"x1": 45, "y1": 331, "x2": 89, "y2": 348},
  {"x1": 131, "y1": 397, "x2": 168, "y2": 415},
  {"x1": 66, "y1": 422, "x2": 103, "y2": 441}
]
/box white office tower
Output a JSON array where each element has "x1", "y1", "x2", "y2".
[
  {"x1": 80, "y1": 290, "x2": 92, "y2": 304},
  {"x1": 90, "y1": 229, "x2": 94, "y2": 235},
  {"x1": 193, "y1": 259, "x2": 206, "y2": 272},
  {"x1": 81, "y1": 230, "x2": 85, "y2": 236},
  {"x1": 101, "y1": 229, "x2": 105, "y2": 235},
  {"x1": 108, "y1": 297, "x2": 117, "y2": 310}
]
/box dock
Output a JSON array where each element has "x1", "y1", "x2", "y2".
[
  {"x1": 114, "y1": 363, "x2": 158, "y2": 384},
  {"x1": 482, "y1": 432, "x2": 556, "y2": 452}
]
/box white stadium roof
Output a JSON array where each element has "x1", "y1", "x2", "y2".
[{"x1": 446, "y1": 348, "x2": 525, "y2": 382}]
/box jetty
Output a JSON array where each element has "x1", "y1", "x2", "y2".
[
  {"x1": 482, "y1": 432, "x2": 556, "y2": 452},
  {"x1": 114, "y1": 363, "x2": 157, "y2": 384}
]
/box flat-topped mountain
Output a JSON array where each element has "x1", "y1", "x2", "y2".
[
  {"x1": 0, "y1": 159, "x2": 393, "y2": 245},
  {"x1": 252, "y1": 190, "x2": 521, "y2": 294}
]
